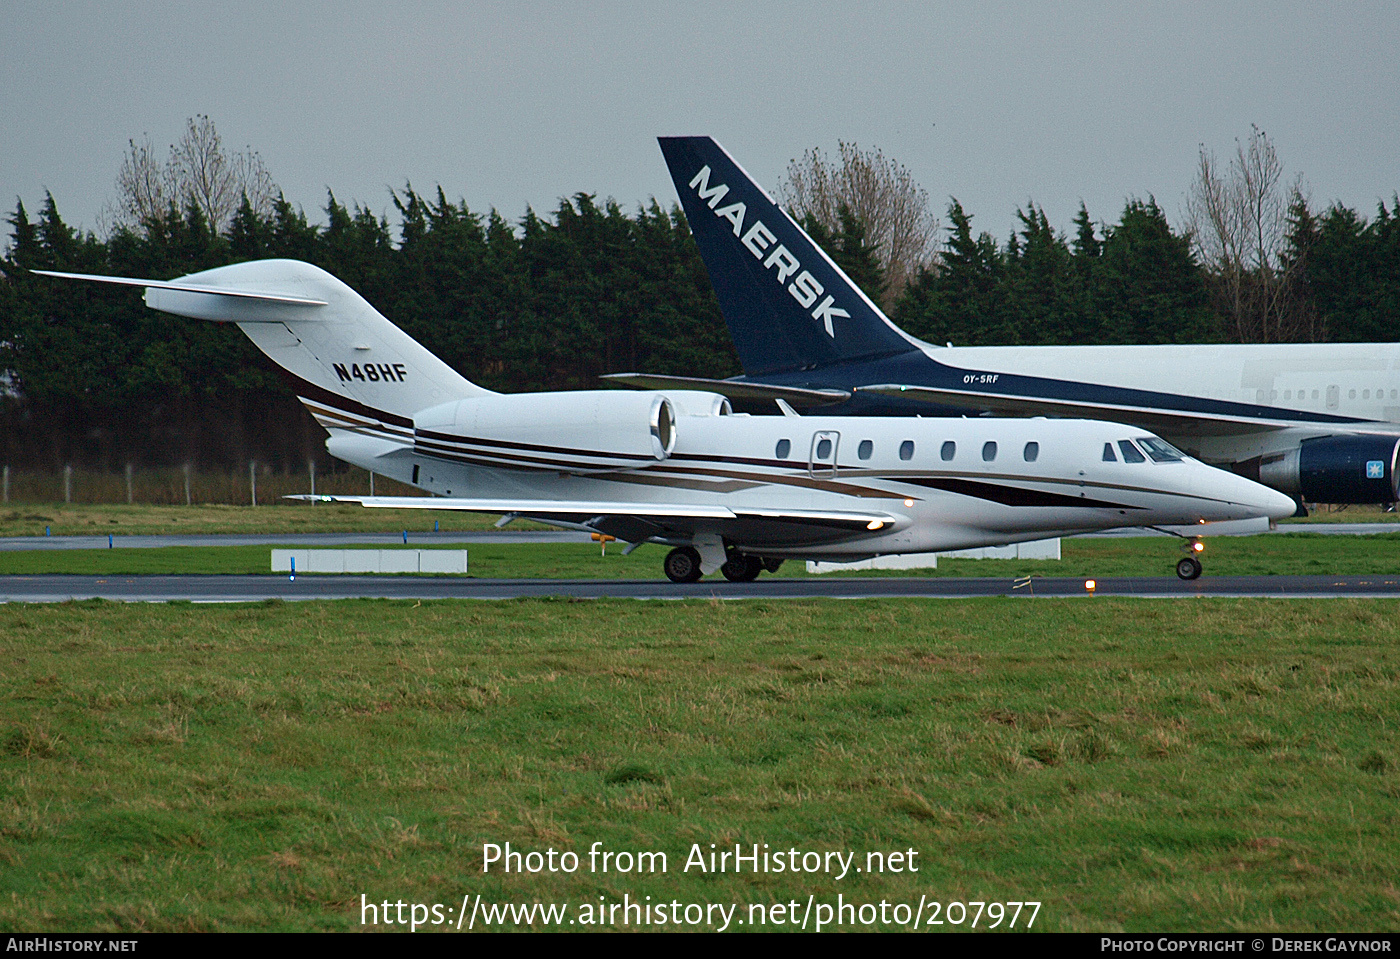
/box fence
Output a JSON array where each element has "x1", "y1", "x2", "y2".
[{"x1": 0, "y1": 463, "x2": 415, "y2": 505}]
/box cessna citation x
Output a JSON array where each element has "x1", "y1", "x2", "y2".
[
  {"x1": 36, "y1": 260, "x2": 1294, "y2": 581},
  {"x1": 607, "y1": 136, "x2": 1400, "y2": 512}
]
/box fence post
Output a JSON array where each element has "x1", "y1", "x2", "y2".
[
  {"x1": 64, "y1": 464, "x2": 72, "y2": 503},
  {"x1": 309, "y1": 459, "x2": 316, "y2": 502},
  {"x1": 125, "y1": 463, "x2": 133, "y2": 505},
  {"x1": 250, "y1": 460, "x2": 257, "y2": 507},
  {"x1": 183, "y1": 463, "x2": 191, "y2": 506}
]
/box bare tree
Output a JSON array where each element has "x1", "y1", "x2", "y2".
[
  {"x1": 780, "y1": 141, "x2": 938, "y2": 307},
  {"x1": 1185, "y1": 125, "x2": 1316, "y2": 342},
  {"x1": 102, "y1": 116, "x2": 278, "y2": 236}
]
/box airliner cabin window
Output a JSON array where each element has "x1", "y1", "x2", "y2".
[
  {"x1": 1103, "y1": 443, "x2": 1117, "y2": 462},
  {"x1": 941, "y1": 441, "x2": 956, "y2": 461},
  {"x1": 1118, "y1": 440, "x2": 1147, "y2": 463},
  {"x1": 982, "y1": 441, "x2": 997, "y2": 462},
  {"x1": 776, "y1": 439, "x2": 791, "y2": 458},
  {"x1": 1136, "y1": 437, "x2": 1185, "y2": 463},
  {"x1": 816, "y1": 438, "x2": 832, "y2": 459},
  {"x1": 1023, "y1": 441, "x2": 1039, "y2": 462},
  {"x1": 858, "y1": 440, "x2": 873, "y2": 460},
  {"x1": 899, "y1": 440, "x2": 915, "y2": 460}
]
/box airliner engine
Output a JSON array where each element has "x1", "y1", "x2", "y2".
[
  {"x1": 1260, "y1": 435, "x2": 1400, "y2": 504},
  {"x1": 411, "y1": 390, "x2": 728, "y2": 471}
]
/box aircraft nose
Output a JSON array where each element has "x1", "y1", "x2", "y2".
[
  {"x1": 1222, "y1": 472, "x2": 1297, "y2": 520},
  {"x1": 1259, "y1": 485, "x2": 1299, "y2": 521}
]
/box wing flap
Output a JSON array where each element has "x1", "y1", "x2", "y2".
[{"x1": 292, "y1": 495, "x2": 900, "y2": 533}]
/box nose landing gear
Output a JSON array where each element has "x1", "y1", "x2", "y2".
[{"x1": 1175, "y1": 538, "x2": 1205, "y2": 580}]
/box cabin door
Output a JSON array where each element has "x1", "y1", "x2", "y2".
[{"x1": 809, "y1": 431, "x2": 840, "y2": 478}]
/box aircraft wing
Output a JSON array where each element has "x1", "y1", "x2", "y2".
[
  {"x1": 602, "y1": 373, "x2": 849, "y2": 409},
  {"x1": 294, "y1": 495, "x2": 901, "y2": 536},
  {"x1": 854, "y1": 383, "x2": 1349, "y2": 437}
]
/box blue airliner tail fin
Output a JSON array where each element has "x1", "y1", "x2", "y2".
[{"x1": 658, "y1": 136, "x2": 919, "y2": 376}]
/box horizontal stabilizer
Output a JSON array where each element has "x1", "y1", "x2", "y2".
[
  {"x1": 855, "y1": 383, "x2": 1307, "y2": 438},
  {"x1": 30, "y1": 270, "x2": 328, "y2": 306},
  {"x1": 603, "y1": 372, "x2": 849, "y2": 408}
]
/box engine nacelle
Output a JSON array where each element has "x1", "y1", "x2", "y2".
[
  {"x1": 413, "y1": 390, "x2": 723, "y2": 471},
  {"x1": 1259, "y1": 435, "x2": 1400, "y2": 503}
]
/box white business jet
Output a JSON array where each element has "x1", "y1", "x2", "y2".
[{"x1": 36, "y1": 261, "x2": 1295, "y2": 581}]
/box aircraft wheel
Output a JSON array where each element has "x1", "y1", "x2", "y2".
[
  {"x1": 721, "y1": 554, "x2": 764, "y2": 582},
  {"x1": 761, "y1": 558, "x2": 785, "y2": 573},
  {"x1": 664, "y1": 547, "x2": 704, "y2": 583},
  {"x1": 1176, "y1": 557, "x2": 1203, "y2": 580}
]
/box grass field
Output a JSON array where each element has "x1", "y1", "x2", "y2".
[
  {"x1": 2, "y1": 531, "x2": 1400, "y2": 579},
  {"x1": 1, "y1": 598, "x2": 1396, "y2": 932},
  {"x1": 0, "y1": 504, "x2": 548, "y2": 537}
]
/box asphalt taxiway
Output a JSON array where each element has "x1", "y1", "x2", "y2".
[{"x1": 3, "y1": 573, "x2": 1399, "y2": 602}]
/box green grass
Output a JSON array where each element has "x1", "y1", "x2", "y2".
[
  {"x1": 1, "y1": 599, "x2": 1397, "y2": 931},
  {"x1": 0, "y1": 504, "x2": 548, "y2": 537},
  {"x1": 3, "y1": 532, "x2": 1400, "y2": 579}
]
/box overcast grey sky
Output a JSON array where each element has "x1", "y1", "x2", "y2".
[{"x1": 3, "y1": 1, "x2": 1397, "y2": 246}]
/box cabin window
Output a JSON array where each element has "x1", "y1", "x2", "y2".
[
  {"x1": 899, "y1": 440, "x2": 915, "y2": 461},
  {"x1": 1284, "y1": 390, "x2": 1291, "y2": 400},
  {"x1": 775, "y1": 439, "x2": 791, "y2": 459},
  {"x1": 858, "y1": 439, "x2": 873, "y2": 460},
  {"x1": 1137, "y1": 437, "x2": 1185, "y2": 462},
  {"x1": 1364, "y1": 390, "x2": 1371, "y2": 400},
  {"x1": 1103, "y1": 443, "x2": 1117, "y2": 462},
  {"x1": 1023, "y1": 441, "x2": 1039, "y2": 462},
  {"x1": 1118, "y1": 439, "x2": 1147, "y2": 463},
  {"x1": 1349, "y1": 389, "x2": 1357, "y2": 399},
  {"x1": 816, "y1": 438, "x2": 832, "y2": 459},
  {"x1": 982, "y1": 441, "x2": 997, "y2": 462},
  {"x1": 941, "y1": 441, "x2": 956, "y2": 461}
]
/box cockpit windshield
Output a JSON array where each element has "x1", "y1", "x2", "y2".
[{"x1": 1136, "y1": 437, "x2": 1186, "y2": 463}]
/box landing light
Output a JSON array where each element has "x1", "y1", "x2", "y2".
[
  {"x1": 1192, "y1": 541, "x2": 1205, "y2": 553},
  {"x1": 903, "y1": 498, "x2": 915, "y2": 508},
  {"x1": 867, "y1": 520, "x2": 885, "y2": 530}
]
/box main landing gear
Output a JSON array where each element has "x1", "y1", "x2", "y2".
[
  {"x1": 663, "y1": 547, "x2": 782, "y2": 583},
  {"x1": 663, "y1": 547, "x2": 703, "y2": 583}
]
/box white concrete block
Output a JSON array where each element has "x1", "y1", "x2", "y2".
[
  {"x1": 271, "y1": 549, "x2": 309, "y2": 572},
  {"x1": 306, "y1": 551, "x2": 345, "y2": 573},
  {"x1": 419, "y1": 550, "x2": 469, "y2": 574},
  {"x1": 378, "y1": 550, "x2": 421, "y2": 573},
  {"x1": 343, "y1": 550, "x2": 380, "y2": 573},
  {"x1": 806, "y1": 552, "x2": 940, "y2": 574}
]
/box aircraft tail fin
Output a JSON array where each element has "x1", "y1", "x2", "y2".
[
  {"x1": 658, "y1": 136, "x2": 921, "y2": 376},
  {"x1": 36, "y1": 260, "x2": 491, "y2": 433}
]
